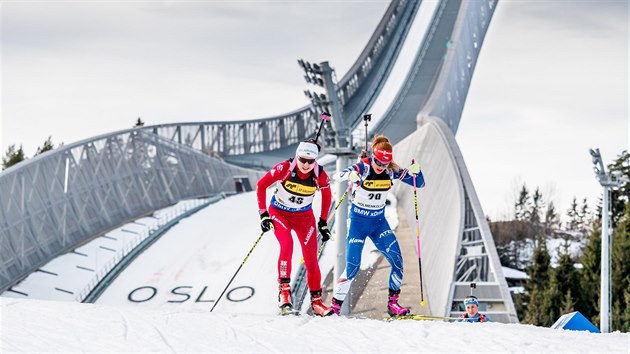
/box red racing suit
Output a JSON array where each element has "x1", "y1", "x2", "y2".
[{"x1": 256, "y1": 159, "x2": 332, "y2": 291}]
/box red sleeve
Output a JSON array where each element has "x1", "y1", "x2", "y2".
[
  {"x1": 318, "y1": 169, "x2": 332, "y2": 221},
  {"x1": 256, "y1": 161, "x2": 289, "y2": 212}
]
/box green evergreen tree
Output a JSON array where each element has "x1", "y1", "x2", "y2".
[
  {"x1": 513, "y1": 291, "x2": 527, "y2": 322},
  {"x1": 34, "y1": 136, "x2": 54, "y2": 156},
  {"x1": 607, "y1": 151, "x2": 629, "y2": 228},
  {"x1": 524, "y1": 287, "x2": 546, "y2": 325},
  {"x1": 578, "y1": 220, "x2": 601, "y2": 323},
  {"x1": 623, "y1": 289, "x2": 630, "y2": 332},
  {"x1": 555, "y1": 239, "x2": 580, "y2": 298},
  {"x1": 515, "y1": 184, "x2": 530, "y2": 221},
  {"x1": 561, "y1": 289, "x2": 575, "y2": 315},
  {"x1": 579, "y1": 197, "x2": 591, "y2": 236},
  {"x1": 2, "y1": 144, "x2": 26, "y2": 170},
  {"x1": 547, "y1": 239, "x2": 582, "y2": 325},
  {"x1": 544, "y1": 201, "x2": 559, "y2": 235},
  {"x1": 612, "y1": 299, "x2": 624, "y2": 332},
  {"x1": 530, "y1": 187, "x2": 543, "y2": 226},
  {"x1": 611, "y1": 203, "x2": 630, "y2": 331},
  {"x1": 567, "y1": 197, "x2": 580, "y2": 231},
  {"x1": 541, "y1": 271, "x2": 562, "y2": 326},
  {"x1": 523, "y1": 235, "x2": 551, "y2": 325},
  {"x1": 529, "y1": 235, "x2": 551, "y2": 286}
]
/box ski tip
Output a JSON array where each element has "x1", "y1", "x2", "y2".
[
  {"x1": 279, "y1": 309, "x2": 300, "y2": 316},
  {"x1": 278, "y1": 304, "x2": 300, "y2": 316}
]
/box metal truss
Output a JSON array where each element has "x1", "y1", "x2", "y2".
[
  {"x1": 455, "y1": 193, "x2": 492, "y2": 283},
  {"x1": 0, "y1": 129, "x2": 262, "y2": 292}
]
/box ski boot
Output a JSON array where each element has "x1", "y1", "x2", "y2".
[
  {"x1": 331, "y1": 297, "x2": 343, "y2": 316},
  {"x1": 311, "y1": 290, "x2": 333, "y2": 317},
  {"x1": 387, "y1": 289, "x2": 410, "y2": 316},
  {"x1": 278, "y1": 281, "x2": 293, "y2": 315}
]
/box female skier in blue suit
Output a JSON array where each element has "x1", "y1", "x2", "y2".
[
  {"x1": 457, "y1": 296, "x2": 491, "y2": 322},
  {"x1": 330, "y1": 135, "x2": 424, "y2": 316}
]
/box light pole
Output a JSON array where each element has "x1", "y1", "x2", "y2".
[
  {"x1": 589, "y1": 148, "x2": 628, "y2": 333},
  {"x1": 299, "y1": 59, "x2": 355, "y2": 314},
  {"x1": 298, "y1": 59, "x2": 329, "y2": 114}
]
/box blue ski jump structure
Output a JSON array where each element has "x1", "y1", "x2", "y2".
[{"x1": 0, "y1": 0, "x2": 518, "y2": 323}]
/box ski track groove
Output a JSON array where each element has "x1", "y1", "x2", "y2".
[
  {"x1": 115, "y1": 308, "x2": 130, "y2": 341},
  {"x1": 152, "y1": 324, "x2": 176, "y2": 354},
  {"x1": 23, "y1": 326, "x2": 64, "y2": 352},
  {"x1": 224, "y1": 315, "x2": 276, "y2": 352},
  {"x1": 137, "y1": 315, "x2": 176, "y2": 353},
  {"x1": 238, "y1": 326, "x2": 276, "y2": 353},
  {"x1": 219, "y1": 315, "x2": 239, "y2": 342}
]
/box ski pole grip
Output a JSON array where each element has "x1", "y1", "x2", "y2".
[{"x1": 321, "y1": 112, "x2": 331, "y2": 121}]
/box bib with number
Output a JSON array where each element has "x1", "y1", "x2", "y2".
[{"x1": 271, "y1": 165, "x2": 320, "y2": 212}]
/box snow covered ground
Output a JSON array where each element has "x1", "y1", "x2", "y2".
[
  {"x1": 2, "y1": 296, "x2": 628, "y2": 353},
  {"x1": 92, "y1": 189, "x2": 389, "y2": 315},
  {"x1": 1, "y1": 192, "x2": 628, "y2": 353}
]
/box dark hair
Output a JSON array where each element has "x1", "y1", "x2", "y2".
[{"x1": 305, "y1": 138, "x2": 322, "y2": 152}]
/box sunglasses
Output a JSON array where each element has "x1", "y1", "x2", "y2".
[
  {"x1": 372, "y1": 156, "x2": 390, "y2": 167},
  {"x1": 298, "y1": 156, "x2": 316, "y2": 165}
]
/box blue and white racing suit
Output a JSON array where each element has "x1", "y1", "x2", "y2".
[{"x1": 332, "y1": 157, "x2": 425, "y2": 302}]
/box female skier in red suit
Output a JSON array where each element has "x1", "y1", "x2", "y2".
[{"x1": 256, "y1": 139, "x2": 333, "y2": 316}]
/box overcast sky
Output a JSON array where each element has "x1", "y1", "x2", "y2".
[
  {"x1": 458, "y1": 0, "x2": 628, "y2": 220},
  {"x1": 1, "y1": 0, "x2": 628, "y2": 222}
]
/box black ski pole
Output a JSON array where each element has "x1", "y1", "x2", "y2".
[
  {"x1": 470, "y1": 282, "x2": 476, "y2": 296},
  {"x1": 314, "y1": 112, "x2": 331, "y2": 144},
  {"x1": 210, "y1": 231, "x2": 266, "y2": 312},
  {"x1": 301, "y1": 182, "x2": 352, "y2": 263},
  {"x1": 362, "y1": 114, "x2": 371, "y2": 158},
  {"x1": 412, "y1": 159, "x2": 426, "y2": 306}
]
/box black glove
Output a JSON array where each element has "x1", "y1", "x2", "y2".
[
  {"x1": 260, "y1": 211, "x2": 273, "y2": 232},
  {"x1": 318, "y1": 218, "x2": 332, "y2": 242}
]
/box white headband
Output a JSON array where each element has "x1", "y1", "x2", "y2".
[{"x1": 295, "y1": 142, "x2": 319, "y2": 159}]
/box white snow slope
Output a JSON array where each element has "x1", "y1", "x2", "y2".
[
  {"x1": 1, "y1": 193, "x2": 628, "y2": 353},
  {"x1": 1, "y1": 296, "x2": 628, "y2": 353}
]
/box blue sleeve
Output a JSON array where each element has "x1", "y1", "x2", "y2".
[
  {"x1": 335, "y1": 163, "x2": 362, "y2": 181},
  {"x1": 393, "y1": 168, "x2": 425, "y2": 188}
]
